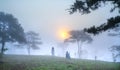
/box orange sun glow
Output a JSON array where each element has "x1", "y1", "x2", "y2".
[{"x1": 58, "y1": 28, "x2": 71, "y2": 40}]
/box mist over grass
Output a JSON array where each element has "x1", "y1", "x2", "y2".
[{"x1": 0, "y1": 55, "x2": 120, "y2": 70}]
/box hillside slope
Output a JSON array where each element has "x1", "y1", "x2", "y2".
[{"x1": 0, "y1": 55, "x2": 120, "y2": 70}]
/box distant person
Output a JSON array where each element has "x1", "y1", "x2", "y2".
[
  {"x1": 95, "y1": 55, "x2": 97, "y2": 61},
  {"x1": 112, "y1": 53, "x2": 116, "y2": 62},
  {"x1": 66, "y1": 51, "x2": 70, "y2": 59},
  {"x1": 51, "y1": 47, "x2": 55, "y2": 56}
]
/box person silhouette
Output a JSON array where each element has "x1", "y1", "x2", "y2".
[
  {"x1": 66, "y1": 51, "x2": 70, "y2": 59},
  {"x1": 95, "y1": 55, "x2": 97, "y2": 61},
  {"x1": 51, "y1": 47, "x2": 55, "y2": 56}
]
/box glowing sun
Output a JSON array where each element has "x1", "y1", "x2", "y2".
[{"x1": 58, "y1": 28, "x2": 70, "y2": 40}]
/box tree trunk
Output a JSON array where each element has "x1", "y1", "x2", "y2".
[
  {"x1": 77, "y1": 40, "x2": 80, "y2": 58},
  {"x1": 1, "y1": 41, "x2": 5, "y2": 56},
  {"x1": 76, "y1": 40, "x2": 83, "y2": 58}
]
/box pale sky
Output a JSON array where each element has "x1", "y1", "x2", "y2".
[{"x1": 0, "y1": 0, "x2": 120, "y2": 62}]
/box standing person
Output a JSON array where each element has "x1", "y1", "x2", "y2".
[
  {"x1": 66, "y1": 51, "x2": 70, "y2": 59},
  {"x1": 95, "y1": 55, "x2": 97, "y2": 61},
  {"x1": 51, "y1": 47, "x2": 55, "y2": 56}
]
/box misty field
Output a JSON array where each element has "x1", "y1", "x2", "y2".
[{"x1": 0, "y1": 55, "x2": 120, "y2": 70}]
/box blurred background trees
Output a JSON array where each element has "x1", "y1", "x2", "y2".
[
  {"x1": 64, "y1": 30, "x2": 92, "y2": 58},
  {"x1": 68, "y1": 0, "x2": 120, "y2": 61},
  {"x1": 25, "y1": 31, "x2": 42, "y2": 55}
]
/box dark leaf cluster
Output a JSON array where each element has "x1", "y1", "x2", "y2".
[
  {"x1": 84, "y1": 16, "x2": 120, "y2": 35},
  {"x1": 0, "y1": 12, "x2": 26, "y2": 43},
  {"x1": 69, "y1": 0, "x2": 120, "y2": 14},
  {"x1": 64, "y1": 30, "x2": 93, "y2": 43}
]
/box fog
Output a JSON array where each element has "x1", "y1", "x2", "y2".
[{"x1": 0, "y1": 0, "x2": 120, "y2": 62}]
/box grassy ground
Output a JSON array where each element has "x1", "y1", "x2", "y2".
[{"x1": 0, "y1": 55, "x2": 120, "y2": 70}]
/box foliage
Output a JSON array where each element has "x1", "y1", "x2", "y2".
[
  {"x1": 0, "y1": 12, "x2": 26, "y2": 55},
  {"x1": 110, "y1": 45, "x2": 120, "y2": 56},
  {"x1": 69, "y1": 0, "x2": 120, "y2": 35},
  {"x1": 108, "y1": 26, "x2": 120, "y2": 62},
  {"x1": 69, "y1": 0, "x2": 120, "y2": 14},
  {"x1": 109, "y1": 45, "x2": 120, "y2": 62},
  {"x1": 64, "y1": 30, "x2": 92, "y2": 58},
  {"x1": 25, "y1": 31, "x2": 42, "y2": 55},
  {"x1": 108, "y1": 25, "x2": 120, "y2": 36},
  {"x1": 84, "y1": 16, "x2": 120, "y2": 35},
  {"x1": 64, "y1": 30, "x2": 93, "y2": 43},
  {"x1": 68, "y1": 1, "x2": 120, "y2": 60}
]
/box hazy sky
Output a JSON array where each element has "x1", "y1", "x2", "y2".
[{"x1": 0, "y1": 0, "x2": 120, "y2": 62}]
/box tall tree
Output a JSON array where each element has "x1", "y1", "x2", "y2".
[
  {"x1": 0, "y1": 12, "x2": 26, "y2": 56},
  {"x1": 68, "y1": 0, "x2": 120, "y2": 35},
  {"x1": 109, "y1": 45, "x2": 120, "y2": 62},
  {"x1": 25, "y1": 31, "x2": 42, "y2": 55},
  {"x1": 108, "y1": 27, "x2": 120, "y2": 62},
  {"x1": 64, "y1": 30, "x2": 92, "y2": 58}
]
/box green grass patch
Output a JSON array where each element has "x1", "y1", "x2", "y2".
[{"x1": 0, "y1": 55, "x2": 120, "y2": 70}]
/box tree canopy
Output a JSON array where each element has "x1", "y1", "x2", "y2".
[
  {"x1": 0, "y1": 12, "x2": 26, "y2": 55},
  {"x1": 69, "y1": 0, "x2": 120, "y2": 14},
  {"x1": 64, "y1": 30, "x2": 93, "y2": 43},
  {"x1": 69, "y1": 0, "x2": 120, "y2": 35},
  {"x1": 25, "y1": 31, "x2": 42, "y2": 55},
  {"x1": 64, "y1": 30, "x2": 92, "y2": 58},
  {"x1": 110, "y1": 45, "x2": 120, "y2": 62},
  {"x1": 0, "y1": 12, "x2": 26, "y2": 43},
  {"x1": 84, "y1": 16, "x2": 120, "y2": 35},
  {"x1": 68, "y1": 0, "x2": 120, "y2": 60}
]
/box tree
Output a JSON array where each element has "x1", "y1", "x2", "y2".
[
  {"x1": 108, "y1": 26, "x2": 120, "y2": 37},
  {"x1": 84, "y1": 16, "x2": 120, "y2": 35},
  {"x1": 25, "y1": 31, "x2": 42, "y2": 55},
  {"x1": 0, "y1": 12, "x2": 26, "y2": 56},
  {"x1": 64, "y1": 30, "x2": 92, "y2": 58},
  {"x1": 108, "y1": 27, "x2": 120, "y2": 62},
  {"x1": 68, "y1": 0, "x2": 120, "y2": 35},
  {"x1": 69, "y1": 0, "x2": 120, "y2": 14},
  {"x1": 68, "y1": 1, "x2": 120, "y2": 60},
  {"x1": 109, "y1": 45, "x2": 120, "y2": 62}
]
